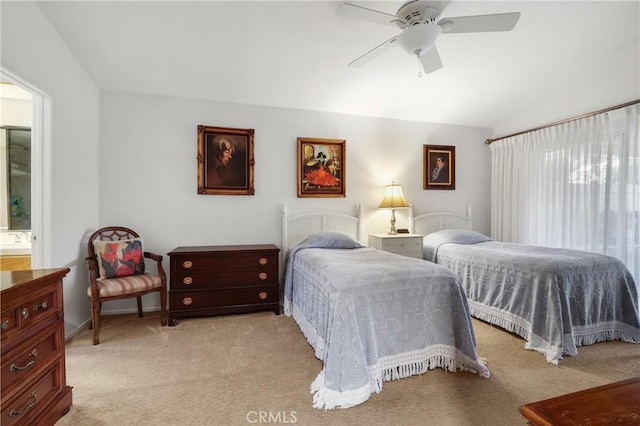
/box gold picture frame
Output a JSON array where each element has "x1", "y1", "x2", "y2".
[
  {"x1": 297, "y1": 137, "x2": 346, "y2": 198},
  {"x1": 423, "y1": 144, "x2": 455, "y2": 190},
  {"x1": 197, "y1": 125, "x2": 255, "y2": 195}
]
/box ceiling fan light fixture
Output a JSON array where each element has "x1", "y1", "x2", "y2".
[
  {"x1": 397, "y1": 23, "x2": 442, "y2": 56},
  {"x1": 438, "y1": 19, "x2": 454, "y2": 32}
]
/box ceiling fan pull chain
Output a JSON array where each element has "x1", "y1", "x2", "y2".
[{"x1": 417, "y1": 54, "x2": 423, "y2": 78}]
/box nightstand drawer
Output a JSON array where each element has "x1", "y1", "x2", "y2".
[
  {"x1": 379, "y1": 237, "x2": 422, "y2": 252},
  {"x1": 368, "y1": 233, "x2": 424, "y2": 259}
]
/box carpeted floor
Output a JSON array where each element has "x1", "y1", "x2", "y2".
[{"x1": 56, "y1": 311, "x2": 640, "y2": 426}]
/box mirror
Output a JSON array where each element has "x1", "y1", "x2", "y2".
[{"x1": 2, "y1": 127, "x2": 31, "y2": 230}]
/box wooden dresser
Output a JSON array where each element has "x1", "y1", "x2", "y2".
[
  {"x1": 168, "y1": 244, "x2": 280, "y2": 325},
  {"x1": 1, "y1": 268, "x2": 73, "y2": 425}
]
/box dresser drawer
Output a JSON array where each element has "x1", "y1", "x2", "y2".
[
  {"x1": 1, "y1": 322, "x2": 62, "y2": 394},
  {"x1": 1, "y1": 361, "x2": 63, "y2": 426},
  {"x1": 0, "y1": 311, "x2": 18, "y2": 337},
  {"x1": 1, "y1": 289, "x2": 59, "y2": 344},
  {"x1": 171, "y1": 285, "x2": 279, "y2": 311},
  {"x1": 174, "y1": 252, "x2": 278, "y2": 272},
  {"x1": 172, "y1": 265, "x2": 278, "y2": 289}
]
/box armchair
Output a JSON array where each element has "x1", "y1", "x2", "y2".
[{"x1": 86, "y1": 226, "x2": 167, "y2": 345}]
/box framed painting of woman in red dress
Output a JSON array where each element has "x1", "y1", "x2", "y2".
[{"x1": 297, "y1": 137, "x2": 346, "y2": 198}]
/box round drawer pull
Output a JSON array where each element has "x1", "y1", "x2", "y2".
[
  {"x1": 183, "y1": 277, "x2": 193, "y2": 285},
  {"x1": 182, "y1": 260, "x2": 193, "y2": 269},
  {"x1": 258, "y1": 257, "x2": 268, "y2": 265},
  {"x1": 182, "y1": 297, "x2": 193, "y2": 306},
  {"x1": 258, "y1": 292, "x2": 268, "y2": 300},
  {"x1": 258, "y1": 272, "x2": 268, "y2": 280}
]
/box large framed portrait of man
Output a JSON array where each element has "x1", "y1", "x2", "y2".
[{"x1": 197, "y1": 125, "x2": 255, "y2": 195}]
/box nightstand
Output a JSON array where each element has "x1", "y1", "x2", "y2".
[{"x1": 368, "y1": 233, "x2": 424, "y2": 259}]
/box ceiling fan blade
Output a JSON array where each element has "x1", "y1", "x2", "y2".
[
  {"x1": 420, "y1": 45, "x2": 443, "y2": 74},
  {"x1": 348, "y1": 36, "x2": 399, "y2": 67},
  {"x1": 336, "y1": 3, "x2": 400, "y2": 27},
  {"x1": 438, "y1": 12, "x2": 520, "y2": 33}
]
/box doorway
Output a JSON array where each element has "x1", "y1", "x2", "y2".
[{"x1": 0, "y1": 73, "x2": 49, "y2": 271}]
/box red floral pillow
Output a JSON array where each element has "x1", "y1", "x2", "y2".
[{"x1": 93, "y1": 238, "x2": 145, "y2": 279}]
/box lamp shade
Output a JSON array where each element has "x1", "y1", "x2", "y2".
[{"x1": 378, "y1": 183, "x2": 410, "y2": 209}]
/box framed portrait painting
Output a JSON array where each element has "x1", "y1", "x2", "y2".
[
  {"x1": 297, "y1": 137, "x2": 346, "y2": 198},
  {"x1": 423, "y1": 145, "x2": 455, "y2": 190},
  {"x1": 197, "y1": 125, "x2": 255, "y2": 195}
]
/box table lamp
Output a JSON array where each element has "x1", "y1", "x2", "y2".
[{"x1": 378, "y1": 182, "x2": 410, "y2": 234}]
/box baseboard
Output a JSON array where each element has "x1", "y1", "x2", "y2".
[{"x1": 64, "y1": 307, "x2": 162, "y2": 342}]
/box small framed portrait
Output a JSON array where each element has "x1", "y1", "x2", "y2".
[
  {"x1": 197, "y1": 125, "x2": 255, "y2": 195},
  {"x1": 297, "y1": 137, "x2": 346, "y2": 198},
  {"x1": 423, "y1": 144, "x2": 455, "y2": 190}
]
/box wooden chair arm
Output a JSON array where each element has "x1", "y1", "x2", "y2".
[
  {"x1": 144, "y1": 251, "x2": 167, "y2": 279},
  {"x1": 85, "y1": 256, "x2": 100, "y2": 289},
  {"x1": 144, "y1": 252, "x2": 163, "y2": 263}
]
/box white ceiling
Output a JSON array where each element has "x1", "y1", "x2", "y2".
[{"x1": 36, "y1": 1, "x2": 639, "y2": 130}]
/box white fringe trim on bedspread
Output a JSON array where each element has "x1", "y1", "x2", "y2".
[
  {"x1": 310, "y1": 348, "x2": 490, "y2": 410},
  {"x1": 287, "y1": 297, "x2": 491, "y2": 409},
  {"x1": 572, "y1": 323, "x2": 640, "y2": 347},
  {"x1": 468, "y1": 301, "x2": 640, "y2": 366},
  {"x1": 466, "y1": 301, "x2": 564, "y2": 364}
]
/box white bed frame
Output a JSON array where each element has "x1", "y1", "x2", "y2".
[
  {"x1": 410, "y1": 204, "x2": 473, "y2": 235},
  {"x1": 280, "y1": 203, "x2": 363, "y2": 275},
  {"x1": 281, "y1": 203, "x2": 363, "y2": 253}
]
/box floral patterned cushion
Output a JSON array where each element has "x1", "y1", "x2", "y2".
[{"x1": 93, "y1": 238, "x2": 145, "y2": 279}]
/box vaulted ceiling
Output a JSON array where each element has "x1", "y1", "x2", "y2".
[{"x1": 36, "y1": 1, "x2": 639, "y2": 131}]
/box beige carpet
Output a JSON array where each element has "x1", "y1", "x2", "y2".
[{"x1": 56, "y1": 311, "x2": 640, "y2": 426}]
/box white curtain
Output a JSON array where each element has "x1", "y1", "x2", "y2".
[{"x1": 490, "y1": 103, "x2": 640, "y2": 283}]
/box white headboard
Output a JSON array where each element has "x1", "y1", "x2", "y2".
[
  {"x1": 280, "y1": 203, "x2": 363, "y2": 259},
  {"x1": 411, "y1": 204, "x2": 472, "y2": 235}
]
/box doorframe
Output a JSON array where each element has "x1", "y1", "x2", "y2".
[{"x1": 1, "y1": 69, "x2": 52, "y2": 268}]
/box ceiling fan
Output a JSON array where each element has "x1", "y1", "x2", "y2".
[{"x1": 336, "y1": 0, "x2": 521, "y2": 75}]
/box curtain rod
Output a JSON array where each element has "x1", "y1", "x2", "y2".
[{"x1": 484, "y1": 99, "x2": 640, "y2": 145}]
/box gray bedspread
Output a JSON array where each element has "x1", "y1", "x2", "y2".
[
  {"x1": 283, "y1": 231, "x2": 489, "y2": 409},
  {"x1": 423, "y1": 229, "x2": 640, "y2": 364}
]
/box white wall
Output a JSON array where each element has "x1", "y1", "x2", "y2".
[
  {"x1": 98, "y1": 91, "x2": 493, "y2": 314},
  {"x1": 492, "y1": 26, "x2": 640, "y2": 137},
  {"x1": 1, "y1": 98, "x2": 31, "y2": 126},
  {"x1": 1, "y1": 1, "x2": 101, "y2": 335}
]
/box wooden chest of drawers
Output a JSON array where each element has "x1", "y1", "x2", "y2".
[
  {"x1": 168, "y1": 244, "x2": 280, "y2": 325},
  {"x1": 1, "y1": 268, "x2": 73, "y2": 426}
]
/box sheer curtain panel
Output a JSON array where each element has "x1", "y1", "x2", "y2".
[{"x1": 490, "y1": 104, "x2": 640, "y2": 283}]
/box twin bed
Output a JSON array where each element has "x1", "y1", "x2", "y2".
[
  {"x1": 411, "y1": 207, "x2": 640, "y2": 365},
  {"x1": 281, "y1": 203, "x2": 640, "y2": 409},
  {"x1": 281, "y1": 204, "x2": 489, "y2": 409}
]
